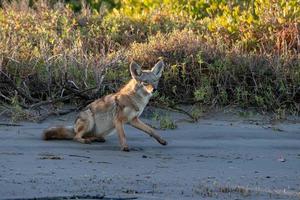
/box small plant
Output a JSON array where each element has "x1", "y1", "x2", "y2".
[
  {"x1": 191, "y1": 106, "x2": 203, "y2": 121},
  {"x1": 151, "y1": 111, "x2": 160, "y2": 121},
  {"x1": 194, "y1": 86, "x2": 212, "y2": 104},
  {"x1": 10, "y1": 94, "x2": 27, "y2": 122},
  {"x1": 219, "y1": 186, "x2": 251, "y2": 197},
  {"x1": 159, "y1": 115, "x2": 177, "y2": 130},
  {"x1": 237, "y1": 110, "x2": 255, "y2": 119},
  {"x1": 274, "y1": 107, "x2": 287, "y2": 121},
  {"x1": 151, "y1": 112, "x2": 177, "y2": 130}
]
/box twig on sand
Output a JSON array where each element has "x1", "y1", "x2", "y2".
[
  {"x1": 64, "y1": 85, "x2": 96, "y2": 100},
  {"x1": 7, "y1": 194, "x2": 137, "y2": 200},
  {"x1": 155, "y1": 104, "x2": 197, "y2": 122},
  {"x1": 29, "y1": 87, "x2": 97, "y2": 109},
  {"x1": 0, "y1": 70, "x2": 39, "y2": 103},
  {"x1": 36, "y1": 108, "x2": 77, "y2": 123},
  {"x1": 0, "y1": 91, "x2": 11, "y2": 101},
  {"x1": 0, "y1": 123, "x2": 22, "y2": 126},
  {"x1": 29, "y1": 95, "x2": 75, "y2": 109},
  {"x1": 68, "y1": 154, "x2": 91, "y2": 159},
  {"x1": 0, "y1": 108, "x2": 9, "y2": 117}
]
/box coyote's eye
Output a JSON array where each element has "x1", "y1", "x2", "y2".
[{"x1": 141, "y1": 82, "x2": 149, "y2": 86}]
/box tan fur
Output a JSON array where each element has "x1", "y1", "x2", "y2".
[{"x1": 43, "y1": 61, "x2": 167, "y2": 151}]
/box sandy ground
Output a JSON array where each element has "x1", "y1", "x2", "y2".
[{"x1": 0, "y1": 108, "x2": 299, "y2": 200}]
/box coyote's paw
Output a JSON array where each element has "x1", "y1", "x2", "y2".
[
  {"x1": 159, "y1": 139, "x2": 168, "y2": 146},
  {"x1": 84, "y1": 139, "x2": 92, "y2": 144},
  {"x1": 94, "y1": 137, "x2": 106, "y2": 143},
  {"x1": 121, "y1": 146, "x2": 130, "y2": 152},
  {"x1": 74, "y1": 137, "x2": 92, "y2": 144}
]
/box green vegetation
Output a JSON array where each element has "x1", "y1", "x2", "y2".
[
  {"x1": 152, "y1": 111, "x2": 177, "y2": 130},
  {"x1": 0, "y1": 0, "x2": 299, "y2": 116}
]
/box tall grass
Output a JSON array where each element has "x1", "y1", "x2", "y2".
[
  {"x1": 0, "y1": 0, "x2": 299, "y2": 115},
  {"x1": 0, "y1": 1, "x2": 125, "y2": 102}
]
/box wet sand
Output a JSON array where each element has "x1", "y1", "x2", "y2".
[{"x1": 0, "y1": 109, "x2": 299, "y2": 199}]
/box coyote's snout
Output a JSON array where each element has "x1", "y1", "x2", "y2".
[{"x1": 43, "y1": 60, "x2": 167, "y2": 151}]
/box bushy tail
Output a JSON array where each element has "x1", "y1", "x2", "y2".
[{"x1": 43, "y1": 126, "x2": 74, "y2": 140}]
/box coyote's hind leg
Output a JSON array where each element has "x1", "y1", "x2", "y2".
[{"x1": 73, "y1": 118, "x2": 94, "y2": 144}]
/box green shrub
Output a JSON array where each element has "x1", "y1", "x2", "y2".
[
  {"x1": 0, "y1": 0, "x2": 299, "y2": 115},
  {"x1": 128, "y1": 29, "x2": 299, "y2": 112}
]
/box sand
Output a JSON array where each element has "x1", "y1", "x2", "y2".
[{"x1": 0, "y1": 108, "x2": 299, "y2": 199}]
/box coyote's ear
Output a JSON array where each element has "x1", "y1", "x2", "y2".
[
  {"x1": 130, "y1": 61, "x2": 142, "y2": 80},
  {"x1": 151, "y1": 60, "x2": 164, "y2": 77}
]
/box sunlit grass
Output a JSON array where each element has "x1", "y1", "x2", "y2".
[{"x1": 0, "y1": 0, "x2": 299, "y2": 115}]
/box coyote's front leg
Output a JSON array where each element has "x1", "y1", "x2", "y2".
[
  {"x1": 114, "y1": 119, "x2": 129, "y2": 151},
  {"x1": 130, "y1": 117, "x2": 167, "y2": 145}
]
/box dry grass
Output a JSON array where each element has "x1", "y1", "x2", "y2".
[
  {"x1": 0, "y1": 0, "x2": 299, "y2": 118},
  {"x1": 129, "y1": 30, "x2": 299, "y2": 113},
  {"x1": 195, "y1": 183, "x2": 300, "y2": 199}
]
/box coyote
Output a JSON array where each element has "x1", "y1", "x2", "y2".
[{"x1": 43, "y1": 61, "x2": 167, "y2": 151}]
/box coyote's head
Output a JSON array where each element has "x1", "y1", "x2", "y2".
[{"x1": 129, "y1": 60, "x2": 164, "y2": 94}]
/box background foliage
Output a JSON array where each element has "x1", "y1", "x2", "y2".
[{"x1": 0, "y1": 0, "x2": 299, "y2": 118}]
